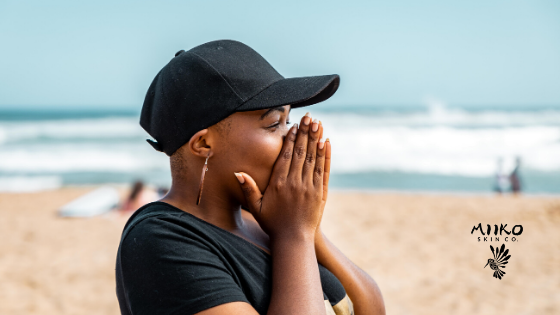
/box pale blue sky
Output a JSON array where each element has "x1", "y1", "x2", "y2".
[{"x1": 1, "y1": 0, "x2": 559, "y2": 109}]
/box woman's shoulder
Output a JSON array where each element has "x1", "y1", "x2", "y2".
[
  {"x1": 117, "y1": 203, "x2": 252, "y2": 315},
  {"x1": 120, "y1": 201, "x2": 222, "y2": 253},
  {"x1": 122, "y1": 201, "x2": 187, "y2": 232},
  {"x1": 123, "y1": 201, "x2": 215, "y2": 229}
]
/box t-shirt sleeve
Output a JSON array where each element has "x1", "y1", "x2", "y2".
[{"x1": 120, "y1": 214, "x2": 250, "y2": 315}]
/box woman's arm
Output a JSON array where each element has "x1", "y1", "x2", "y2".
[
  {"x1": 312, "y1": 120, "x2": 385, "y2": 315},
  {"x1": 197, "y1": 232, "x2": 323, "y2": 315},
  {"x1": 315, "y1": 227, "x2": 385, "y2": 315}
]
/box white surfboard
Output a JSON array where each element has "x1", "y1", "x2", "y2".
[{"x1": 58, "y1": 186, "x2": 120, "y2": 217}]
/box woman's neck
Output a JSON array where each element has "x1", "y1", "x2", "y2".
[{"x1": 159, "y1": 179, "x2": 247, "y2": 233}]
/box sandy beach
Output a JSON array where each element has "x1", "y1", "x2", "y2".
[{"x1": 1, "y1": 187, "x2": 559, "y2": 314}]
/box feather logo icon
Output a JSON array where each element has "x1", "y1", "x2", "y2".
[{"x1": 484, "y1": 244, "x2": 511, "y2": 280}]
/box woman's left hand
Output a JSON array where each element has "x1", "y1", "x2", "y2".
[{"x1": 314, "y1": 120, "x2": 330, "y2": 251}]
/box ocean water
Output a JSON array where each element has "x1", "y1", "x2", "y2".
[{"x1": 1, "y1": 104, "x2": 559, "y2": 194}]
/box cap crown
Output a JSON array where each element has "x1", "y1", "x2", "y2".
[
  {"x1": 140, "y1": 40, "x2": 284, "y2": 156},
  {"x1": 188, "y1": 40, "x2": 285, "y2": 101}
]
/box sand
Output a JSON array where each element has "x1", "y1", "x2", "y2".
[{"x1": 1, "y1": 187, "x2": 559, "y2": 314}]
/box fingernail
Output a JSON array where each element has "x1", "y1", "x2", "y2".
[
  {"x1": 326, "y1": 137, "x2": 330, "y2": 142},
  {"x1": 311, "y1": 119, "x2": 319, "y2": 132},
  {"x1": 318, "y1": 138, "x2": 325, "y2": 149},
  {"x1": 292, "y1": 123, "x2": 298, "y2": 133},
  {"x1": 303, "y1": 114, "x2": 311, "y2": 125},
  {"x1": 234, "y1": 172, "x2": 245, "y2": 184}
]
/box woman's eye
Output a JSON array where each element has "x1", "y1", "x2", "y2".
[{"x1": 267, "y1": 120, "x2": 290, "y2": 130}]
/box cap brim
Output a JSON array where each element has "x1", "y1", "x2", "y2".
[{"x1": 234, "y1": 74, "x2": 340, "y2": 112}]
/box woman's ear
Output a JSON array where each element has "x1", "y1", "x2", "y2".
[{"x1": 188, "y1": 129, "x2": 213, "y2": 158}]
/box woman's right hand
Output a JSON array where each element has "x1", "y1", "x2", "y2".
[{"x1": 234, "y1": 112, "x2": 327, "y2": 241}]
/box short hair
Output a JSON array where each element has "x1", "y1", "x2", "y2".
[
  {"x1": 170, "y1": 148, "x2": 188, "y2": 178},
  {"x1": 214, "y1": 116, "x2": 232, "y2": 138}
]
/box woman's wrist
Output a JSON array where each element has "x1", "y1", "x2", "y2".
[{"x1": 269, "y1": 228, "x2": 316, "y2": 248}]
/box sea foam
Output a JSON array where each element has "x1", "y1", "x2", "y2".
[{"x1": 1, "y1": 106, "x2": 559, "y2": 190}]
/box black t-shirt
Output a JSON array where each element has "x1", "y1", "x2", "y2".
[{"x1": 116, "y1": 202, "x2": 354, "y2": 315}]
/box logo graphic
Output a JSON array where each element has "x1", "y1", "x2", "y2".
[{"x1": 484, "y1": 244, "x2": 511, "y2": 280}]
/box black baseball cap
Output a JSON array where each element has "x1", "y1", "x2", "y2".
[{"x1": 140, "y1": 39, "x2": 340, "y2": 156}]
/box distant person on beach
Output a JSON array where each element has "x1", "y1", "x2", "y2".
[
  {"x1": 493, "y1": 158, "x2": 509, "y2": 194},
  {"x1": 119, "y1": 180, "x2": 158, "y2": 213},
  {"x1": 115, "y1": 40, "x2": 384, "y2": 315},
  {"x1": 156, "y1": 187, "x2": 169, "y2": 198},
  {"x1": 510, "y1": 157, "x2": 522, "y2": 195}
]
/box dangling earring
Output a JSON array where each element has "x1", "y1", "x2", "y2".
[{"x1": 196, "y1": 152, "x2": 210, "y2": 205}]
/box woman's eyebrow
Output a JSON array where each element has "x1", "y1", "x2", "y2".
[{"x1": 260, "y1": 106, "x2": 290, "y2": 120}]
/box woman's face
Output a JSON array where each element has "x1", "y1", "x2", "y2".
[{"x1": 212, "y1": 104, "x2": 292, "y2": 194}]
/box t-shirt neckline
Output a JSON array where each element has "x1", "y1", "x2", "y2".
[{"x1": 148, "y1": 201, "x2": 272, "y2": 257}]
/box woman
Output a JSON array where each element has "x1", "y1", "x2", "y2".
[{"x1": 116, "y1": 40, "x2": 385, "y2": 315}]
